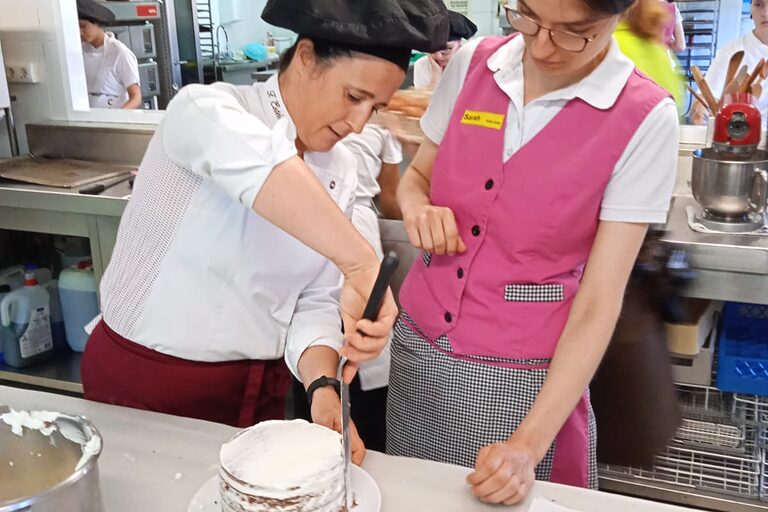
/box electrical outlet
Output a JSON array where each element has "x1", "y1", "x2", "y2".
[{"x1": 5, "y1": 63, "x2": 41, "y2": 84}]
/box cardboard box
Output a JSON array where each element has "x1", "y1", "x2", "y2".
[{"x1": 666, "y1": 299, "x2": 719, "y2": 356}]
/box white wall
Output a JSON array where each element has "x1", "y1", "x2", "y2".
[
  {"x1": 718, "y1": 0, "x2": 745, "y2": 50},
  {"x1": 211, "y1": 0, "x2": 295, "y2": 58},
  {"x1": 0, "y1": 0, "x2": 70, "y2": 157},
  {"x1": 466, "y1": 0, "x2": 505, "y2": 38}
]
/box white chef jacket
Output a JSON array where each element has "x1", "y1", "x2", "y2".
[
  {"x1": 704, "y1": 31, "x2": 768, "y2": 128},
  {"x1": 99, "y1": 74, "x2": 358, "y2": 379},
  {"x1": 342, "y1": 125, "x2": 403, "y2": 204},
  {"x1": 341, "y1": 125, "x2": 402, "y2": 390},
  {"x1": 413, "y1": 55, "x2": 436, "y2": 89},
  {"x1": 423, "y1": 36, "x2": 679, "y2": 224},
  {"x1": 82, "y1": 33, "x2": 140, "y2": 108}
]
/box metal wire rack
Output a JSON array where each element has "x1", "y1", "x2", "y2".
[
  {"x1": 601, "y1": 435, "x2": 761, "y2": 498},
  {"x1": 676, "y1": 383, "x2": 733, "y2": 423},
  {"x1": 675, "y1": 418, "x2": 746, "y2": 452},
  {"x1": 761, "y1": 449, "x2": 768, "y2": 501},
  {"x1": 731, "y1": 394, "x2": 768, "y2": 426}
]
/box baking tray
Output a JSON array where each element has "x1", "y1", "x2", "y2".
[{"x1": 0, "y1": 155, "x2": 135, "y2": 188}]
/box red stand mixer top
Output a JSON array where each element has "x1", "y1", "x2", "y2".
[{"x1": 712, "y1": 93, "x2": 762, "y2": 153}]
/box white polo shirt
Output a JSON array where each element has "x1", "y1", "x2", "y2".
[
  {"x1": 422, "y1": 36, "x2": 679, "y2": 224},
  {"x1": 99, "y1": 75, "x2": 357, "y2": 378}
]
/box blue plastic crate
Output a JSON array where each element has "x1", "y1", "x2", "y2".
[{"x1": 716, "y1": 303, "x2": 768, "y2": 396}]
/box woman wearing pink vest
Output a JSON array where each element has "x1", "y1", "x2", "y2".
[{"x1": 387, "y1": 0, "x2": 679, "y2": 505}]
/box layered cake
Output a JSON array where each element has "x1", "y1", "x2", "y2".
[{"x1": 219, "y1": 419, "x2": 345, "y2": 512}]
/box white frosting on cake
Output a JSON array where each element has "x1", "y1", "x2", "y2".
[{"x1": 219, "y1": 419, "x2": 344, "y2": 512}]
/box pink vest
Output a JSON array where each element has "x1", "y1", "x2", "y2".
[
  {"x1": 662, "y1": 2, "x2": 677, "y2": 48},
  {"x1": 400, "y1": 36, "x2": 670, "y2": 361}
]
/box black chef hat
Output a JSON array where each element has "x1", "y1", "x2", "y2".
[
  {"x1": 77, "y1": 0, "x2": 116, "y2": 26},
  {"x1": 448, "y1": 11, "x2": 477, "y2": 41},
  {"x1": 262, "y1": 0, "x2": 449, "y2": 71}
]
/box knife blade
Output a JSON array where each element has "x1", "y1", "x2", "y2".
[{"x1": 339, "y1": 250, "x2": 399, "y2": 509}]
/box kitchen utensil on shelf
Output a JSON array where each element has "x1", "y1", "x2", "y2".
[
  {"x1": 337, "y1": 251, "x2": 399, "y2": 510},
  {"x1": 722, "y1": 65, "x2": 748, "y2": 100},
  {"x1": 739, "y1": 58, "x2": 766, "y2": 94},
  {"x1": 692, "y1": 65, "x2": 719, "y2": 114},
  {"x1": 718, "y1": 65, "x2": 749, "y2": 99},
  {"x1": 78, "y1": 173, "x2": 134, "y2": 195},
  {"x1": 686, "y1": 85, "x2": 711, "y2": 114},
  {"x1": 724, "y1": 50, "x2": 745, "y2": 88}
]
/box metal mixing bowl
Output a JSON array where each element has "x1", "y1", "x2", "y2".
[
  {"x1": 0, "y1": 410, "x2": 103, "y2": 512},
  {"x1": 692, "y1": 147, "x2": 768, "y2": 219}
]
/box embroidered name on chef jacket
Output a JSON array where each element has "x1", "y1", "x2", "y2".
[{"x1": 461, "y1": 110, "x2": 505, "y2": 130}]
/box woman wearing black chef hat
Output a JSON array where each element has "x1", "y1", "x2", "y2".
[
  {"x1": 81, "y1": 0, "x2": 448, "y2": 465},
  {"x1": 414, "y1": 11, "x2": 478, "y2": 90}
]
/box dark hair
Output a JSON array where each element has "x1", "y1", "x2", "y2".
[
  {"x1": 79, "y1": 16, "x2": 106, "y2": 28},
  {"x1": 583, "y1": 0, "x2": 636, "y2": 15},
  {"x1": 279, "y1": 36, "x2": 355, "y2": 74}
]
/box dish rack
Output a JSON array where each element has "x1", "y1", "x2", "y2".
[
  {"x1": 716, "y1": 303, "x2": 768, "y2": 396},
  {"x1": 600, "y1": 384, "x2": 763, "y2": 499}
]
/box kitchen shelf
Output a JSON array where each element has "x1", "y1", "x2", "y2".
[
  {"x1": 677, "y1": 0, "x2": 720, "y2": 77},
  {"x1": 0, "y1": 350, "x2": 83, "y2": 394}
]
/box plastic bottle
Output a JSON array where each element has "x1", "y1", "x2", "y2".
[
  {"x1": 44, "y1": 279, "x2": 68, "y2": 352},
  {"x1": 0, "y1": 266, "x2": 54, "y2": 368},
  {"x1": 0, "y1": 284, "x2": 10, "y2": 365},
  {"x1": 59, "y1": 261, "x2": 99, "y2": 352}
]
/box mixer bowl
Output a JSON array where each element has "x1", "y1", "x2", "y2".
[
  {"x1": 0, "y1": 410, "x2": 103, "y2": 512},
  {"x1": 692, "y1": 148, "x2": 768, "y2": 218}
]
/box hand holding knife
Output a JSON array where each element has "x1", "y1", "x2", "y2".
[{"x1": 338, "y1": 251, "x2": 399, "y2": 510}]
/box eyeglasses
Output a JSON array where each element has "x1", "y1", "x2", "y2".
[{"x1": 503, "y1": 5, "x2": 599, "y2": 53}]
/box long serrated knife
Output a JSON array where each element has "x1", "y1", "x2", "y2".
[{"x1": 338, "y1": 251, "x2": 399, "y2": 509}]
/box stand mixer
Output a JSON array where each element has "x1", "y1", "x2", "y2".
[{"x1": 692, "y1": 93, "x2": 768, "y2": 232}]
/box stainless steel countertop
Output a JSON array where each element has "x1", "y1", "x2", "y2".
[
  {"x1": 0, "y1": 180, "x2": 129, "y2": 217},
  {"x1": 1, "y1": 386, "x2": 699, "y2": 512},
  {"x1": 661, "y1": 196, "x2": 768, "y2": 276}
]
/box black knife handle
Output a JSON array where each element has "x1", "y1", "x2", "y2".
[{"x1": 361, "y1": 251, "x2": 399, "y2": 322}]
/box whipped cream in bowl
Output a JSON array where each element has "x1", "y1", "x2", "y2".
[{"x1": 0, "y1": 408, "x2": 103, "y2": 509}]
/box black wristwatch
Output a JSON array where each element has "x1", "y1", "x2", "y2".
[{"x1": 306, "y1": 376, "x2": 341, "y2": 407}]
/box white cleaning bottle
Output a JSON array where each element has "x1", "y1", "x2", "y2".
[{"x1": 0, "y1": 266, "x2": 54, "y2": 368}]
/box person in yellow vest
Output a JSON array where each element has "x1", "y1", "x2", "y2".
[{"x1": 613, "y1": 0, "x2": 685, "y2": 116}]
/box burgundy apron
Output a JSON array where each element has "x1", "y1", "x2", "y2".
[{"x1": 82, "y1": 320, "x2": 291, "y2": 427}]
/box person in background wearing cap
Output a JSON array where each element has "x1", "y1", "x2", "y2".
[
  {"x1": 387, "y1": 0, "x2": 678, "y2": 503},
  {"x1": 77, "y1": 0, "x2": 141, "y2": 109},
  {"x1": 81, "y1": 0, "x2": 448, "y2": 464},
  {"x1": 414, "y1": 11, "x2": 478, "y2": 90}
]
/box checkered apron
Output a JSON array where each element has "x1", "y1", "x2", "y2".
[{"x1": 386, "y1": 312, "x2": 598, "y2": 489}]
